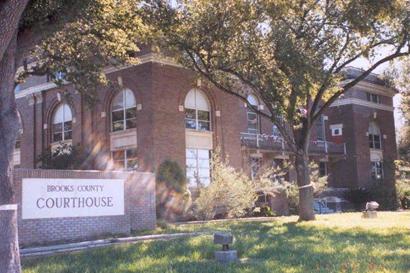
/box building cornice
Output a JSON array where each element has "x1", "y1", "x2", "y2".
[
  {"x1": 15, "y1": 53, "x2": 183, "y2": 100},
  {"x1": 330, "y1": 97, "x2": 394, "y2": 112}
]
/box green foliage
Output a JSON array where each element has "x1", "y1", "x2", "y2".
[
  {"x1": 37, "y1": 143, "x2": 88, "y2": 170},
  {"x1": 156, "y1": 160, "x2": 189, "y2": 221},
  {"x1": 193, "y1": 149, "x2": 257, "y2": 220},
  {"x1": 156, "y1": 160, "x2": 186, "y2": 193},
  {"x1": 19, "y1": 0, "x2": 148, "y2": 105},
  {"x1": 396, "y1": 179, "x2": 410, "y2": 209}
]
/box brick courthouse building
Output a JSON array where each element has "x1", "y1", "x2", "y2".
[{"x1": 13, "y1": 53, "x2": 397, "y2": 192}]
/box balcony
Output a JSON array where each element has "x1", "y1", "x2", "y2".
[{"x1": 240, "y1": 132, "x2": 346, "y2": 155}]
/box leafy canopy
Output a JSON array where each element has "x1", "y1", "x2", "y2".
[
  {"x1": 19, "y1": 0, "x2": 148, "y2": 104},
  {"x1": 144, "y1": 0, "x2": 410, "y2": 147}
]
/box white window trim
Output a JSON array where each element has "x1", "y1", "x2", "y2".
[
  {"x1": 111, "y1": 89, "x2": 137, "y2": 132},
  {"x1": 330, "y1": 124, "x2": 343, "y2": 136},
  {"x1": 52, "y1": 103, "x2": 73, "y2": 143}
]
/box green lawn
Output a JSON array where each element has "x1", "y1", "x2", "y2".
[{"x1": 23, "y1": 212, "x2": 410, "y2": 273}]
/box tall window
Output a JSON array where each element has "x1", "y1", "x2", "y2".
[
  {"x1": 52, "y1": 103, "x2": 72, "y2": 142},
  {"x1": 247, "y1": 94, "x2": 259, "y2": 134},
  {"x1": 111, "y1": 89, "x2": 137, "y2": 132},
  {"x1": 371, "y1": 161, "x2": 383, "y2": 179},
  {"x1": 315, "y1": 115, "x2": 325, "y2": 141},
  {"x1": 368, "y1": 122, "x2": 381, "y2": 149},
  {"x1": 366, "y1": 92, "x2": 381, "y2": 104},
  {"x1": 112, "y1": 148, "x2": 138, "y2": 170},
  {"x1": 184, "y1": 89, "x2": 211, "y2": 131},
  {"x1": 186, "y1": 149, "x2": 211, "y2": 186}
]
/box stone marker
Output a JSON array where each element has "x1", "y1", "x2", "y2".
[
  {"x1": 213, "y1": 232, "x2": 237, "y2": 264},
  {"x1": 362, "y1": 201, "x2": 379, "y2": 218}
]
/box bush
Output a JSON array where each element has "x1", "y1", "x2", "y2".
[
  {"x1": 193, "y1": 149, "x2": 257, "y2": 220},
  {"x1": 156, "y1": 160, "x2": 186, "y2": 193},
  {"x1": 38, "y1": 143, "x2": 88, "y2": 169},
  {"x1": 156, "y1": 160, "x2": 189, "y2": 221},
  {"x1": 396, "y1": 179, "x2": 410, "y2": 209}
]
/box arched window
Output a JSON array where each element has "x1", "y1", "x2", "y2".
[
  {"x1": 368, "y1": 122, "x2": 381, "y2": 149},
  {"x1": 184, "y1": 89, "x2": 211, "y2": 131},
  {"x1": 247, "y1": 94, "x2": 259, "y2": 134},
  {"x1": 52, "y1": 103, "x2": 72, "y2": 142},
  {"x1": 111, "y1": 89, "x2": 137, "y2": 132}
]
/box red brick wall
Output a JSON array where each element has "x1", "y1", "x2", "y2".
[{"x1": 14, "y1": 169, "x2": 156, "y2": 246}]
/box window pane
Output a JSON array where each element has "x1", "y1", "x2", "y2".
[
  {"x1": 185, "y1": 109, "x2": 196, "y2": 119},
  {"x1": 197, "y1": 149, "x2": 210, "y2": 159},
  {"x1": 114, "y1": 160, "x2": 125, "y2": 169},
  {"x1": 124, "y1": 89, "x2": 136, "y2": 108},
  {"x1": 53, "y1": 133, "x2": 63, "y2": 142},
  {"x1": 112, "y1": 110, "x2": 124, "y2": 122},
  {"x1": 197, "y1": 110, "x2": 210, "y2": 121},
  {"x1": 186, "y1": 167, "x2": 196, "y2": 178},
  {"x1": 127, "y1": 159, "x2": 138, "y2": 170},
  {"x1": 126, "y1": 148, "x2": 138, "y2": 159},
  {"x1": 53, "y1": 123, "x2": 62, "y2": 133},
  {"x1": 64, "y1": 131, "x2": 72, "y2": 140},
  {"x1": 186, "y1": 149, "x2": 197, "y2": 158},
  {"x1": 113, "y1": 150, "x2": 124, "y2": 160},
  {"x1": 185, "y1": 119, "x2": 196, "y2": 130},
  {"x1": 126, "y1": 108, "x2": 137, "y2": 119},
  {"x1": 112, "y1": 121, "x2": 124, "y2": 132},
  {"x1": 198, "y1": 159, "x2": 210, "y2": 168},
  {"x1": 198, "y1": 167, "x2": 210, "y2": 177},
  {"x1": 64, "y1": 121, "x2": 72, "y2": 132},
  {"x1": 126, "y1": 118, "x2": 137, "y2": 129},
  {"x1": 112, "y1": 92, "x2": 124, "y2": 111},
  {"x1": 186, "y1": 158, "x2": 197, "y2": 168},
  {"x1": 369, "y1": 135, "x2": 374, "y2": 148},
  {"x1": 198, "y1": 121, "x2": 210, "y2": 131}
]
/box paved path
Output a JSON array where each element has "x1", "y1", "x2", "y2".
[{"x1": 21, "y1": 232, "x2": 208, "y2": 258}]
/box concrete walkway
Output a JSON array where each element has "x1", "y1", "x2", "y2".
[{"x1": 21, "y1": 232, "x2": 208, "y2": 258}]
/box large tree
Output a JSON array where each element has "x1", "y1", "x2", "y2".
[
  {"x1": 0, "y1": 1, "x2": 146, "y2": 272},
  {"x1": 144, "y1": 0, "x2": 410, "y2": 221}
]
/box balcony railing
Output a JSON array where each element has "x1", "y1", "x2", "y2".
[{"x1": 240, "y1": 132, "x2": 346, "y2": 155}]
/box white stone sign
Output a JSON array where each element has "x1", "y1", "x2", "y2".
[{"x1": 22, "y1": 178, "x2": 124, "y2": 219}]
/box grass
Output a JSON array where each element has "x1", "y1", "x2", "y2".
[{"x1": 23, "y1": 212, "x2": 410, "y2": 273}]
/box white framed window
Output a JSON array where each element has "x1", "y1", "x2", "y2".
[
  {"x1": 367, "y1": 92, "x2": 381, "y2": 104},
  {"x1": 330, "y1": 124, "x2": 343, "y2": 136},
  {"x1": 112, "y1": 148, "x2": 138, "y2": 170},
  {"x1": 184, "y1": 89, "x2": 211, "y2": 131},
  {"x1": 246, "y1": 94, "x2": 260, "y2": 134},
  {"x1": 319, "y1": 162, "x2": 327, "y2": 177},
  {"x1": 52, "y1": 103, "x2": 73, "y2": 142},
  {"x1": 316, "y1": 115, "x2": 325, "y2": 141},
  {"x1": 371, "y1": 161, "x2": 383, "y2": 179},
  {"x1": 250, "y1": 156, "x2": 262, "y2": 180},
  {"x1": 186, "y1": 148, "x2": 211, "y2": 186},
  {"x1": 368, "y1": 122, "x2": 381, "y2": 149},
  {"x1": 111, "y1": 89, "x2": 137, "y2": 132}
]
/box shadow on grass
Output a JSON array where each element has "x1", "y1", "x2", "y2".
[{"x1": 23, "y1": 221, "x2": 410, "y2": 273}]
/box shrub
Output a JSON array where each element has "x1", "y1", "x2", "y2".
[
  {"x1": 193, "y1": 149, "x2": 257, "y2": 220},
  {"x1": 396, "y1": 179, "x2": 410, "y2": 209},
  {"x1": 156, "y1": 160, "x2": 189, "y2": 221},
  {"x1": 38, "y1": 143, "x2": 88, "y2": 169},
  {"x1": 156, "y1": 160, "x2": 186, "y2": 193}
]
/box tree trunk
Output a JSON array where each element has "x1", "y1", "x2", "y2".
[
  {"x1": 0, "y1": 32, "x2": 21, "y2": 273},
  {"x1": 295, "y1": 150, "x2": 316, "y2": 221}
]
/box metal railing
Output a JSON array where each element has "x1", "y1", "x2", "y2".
[{"x1": 240, "y1": 132, "x2": 346, "y2": 155}]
